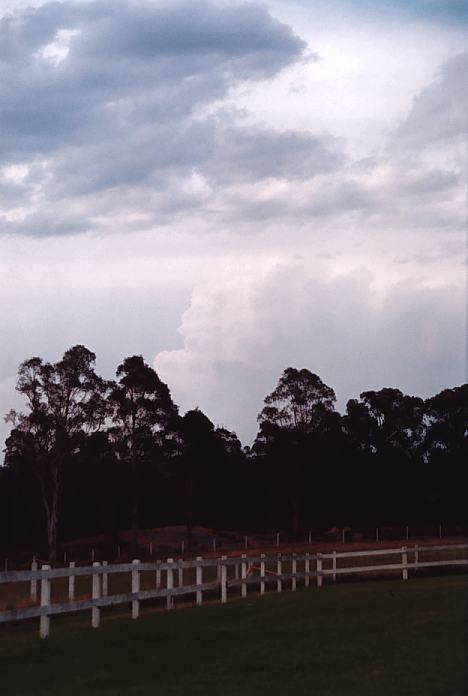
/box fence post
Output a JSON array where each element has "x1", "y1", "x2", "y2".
[
  {"x1": 414, "y1": 544, "x2": 419, "y2": 573},
  {"x1": 342, "y1": 529, "x2": 345, "y2": 545},
  {"x1": 212, "y1": 538, "x2": 216, "y2": 553},
  {"x1": 244, "y1": 535, "x2": 248, "y2": 550},
  {"x1": 277, "y1": 554, "x2": 282, "y2": 593},
  {"x1": 156, "y1": 559, "x2": 161, "y2": 588},
  {"x1": 102, "y1": 561, "x2": 108, "y2": 597},
  {"x1": 241, "y1": 554, "x2": 247, "y2": 598},
  {"x1": 167, "y1": 558, "x2": 174, "y2": 610},
  {"x1": 332, "y1": 551, "x2": 337, "y2": 583},
  {"x1": 40, "y1": 564, "x2": 51, "y2": 639},
  {"x1": 276, "y1": 532, "x2": 280, "y2": 547},
  {"x1": 260, "y1": 554, "x2": 266, "y2": 595},
  {"x1": 292, "y1": 554, "x2": 297, "y2": 591},
  {"x1": 316, "y1": 553, "x2": 323, "y2": 588},
  {"x1": 30, "y1": 560, "x2": 38, "y2": 602},
  {"x1": 406, "y1": 526, "x2": 409, "y2": 541},
  {"x1": 178, "y1": 558, "x2": 183, "y2": 588},
  {"x1": 308, "y1": 530, "x2": 312, "y2": 545},
  {"x1": 402, "y1": 547, "x2": 408, "y2": 581},
  {"x1": 196, "y1": 556, "x2": 203, "y2": 606},
  {"x1": 92, "y1": 562, "x2": 101, "y2": 628},
  {"x1": 149, "y1": 542, "x2": 153, "y2": 557},
  {"x1": 68, "y1": 561, "x2": 75, "y2": 600},
  {"x1": 132, "y1": 560, "x2": 140, "y2": 619},
  {"x1": 305, "y1": 553, "x2": 310, "y2": 588},
  {"x1": 376, "y1": 527, "x2": 379, "y2": 542},
  {"x1": 221, "y1": 556, "x2": 227, "y2": 604},
  {"x1": 439, "y1": 523, "x2": 442, "y2": 539}
]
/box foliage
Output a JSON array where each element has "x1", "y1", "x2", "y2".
[{"x1": 2, "y1": 350, "x2": 467, "y2": 554}]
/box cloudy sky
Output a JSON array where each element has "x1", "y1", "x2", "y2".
[{"x1": 1, "y1": 0, "x2": 466, "y2": 448}]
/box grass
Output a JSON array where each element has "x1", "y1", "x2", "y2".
[{"x1": 0, "y1": 575, "x2": 467, "y2": 696}]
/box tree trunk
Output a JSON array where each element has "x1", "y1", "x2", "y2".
[
  {"x1": 43, "y1": 465, "x2": 59, "y2": 562},
  {"x1": 131, "y1": 454, "x2": 139, "y2": 555}
]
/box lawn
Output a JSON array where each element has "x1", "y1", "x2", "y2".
[{"x1": 0, "y1": 575, "x2": 467, "y2": 696}]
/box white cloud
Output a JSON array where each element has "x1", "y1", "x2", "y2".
[
  {"x1": 37, "y1": 28, "x2": 80, "y2": 66},
  {"x1": 154, "y1": 262, "x2": 465, "y2": 443}
]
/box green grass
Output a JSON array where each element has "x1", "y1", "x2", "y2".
[{"x1": 1, "y1": 575, "x2": 467, "y2": 696}]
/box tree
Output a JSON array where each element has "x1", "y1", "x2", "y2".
[
  {"x1": 424, "y1": 384, "x2": 468, "y2": 456},
  {"x1": 4, "y1": 346, "x2": 107, "y2": 560},
  {"x1": 254, "y1": 368, "x2": 337, "y2": 535},
  {"x1": 258, "y1": 367, "x2": 336, "y2": 432},
  {"x1": 345, "y1": 388, "x2": 424, "y2": 457},
  {"x1": 344, "y1": 388, "x2": 425, "y2": 524},
  {"x1": 107, "y1": 356, "x2": 178, "y2": 551},
  {"x1": 422, "y1": 385, "x2": 468, "y2": 525}
]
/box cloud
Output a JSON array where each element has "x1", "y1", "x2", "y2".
[
  {"x1": 154, "y1": 262, "x2": 465, "y2": 442},
  {"x1": 278, "y1": 0, "x2": 468, "y2": 26},
  {"x1": 0, "y1": 2, "x2": 463, "y2": 243},
  {"x1": 0, "y1": 0, "x2": 356, "y2": 237},
  {"x1": 392, "y1": 52, "x2": 468, "y2": 151},
  {"x1": 0, "y1": 0, "x2": 306, "y2": 160}
]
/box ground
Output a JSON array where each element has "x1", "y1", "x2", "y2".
[{"x1": 1, "y1": 574, "x2": 467, "y2": 695}]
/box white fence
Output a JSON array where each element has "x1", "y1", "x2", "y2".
[{"x1": 1, "y1": 544, "x2": 467, "y2": 639}]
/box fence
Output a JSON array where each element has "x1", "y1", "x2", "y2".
[{"x1": 1, "y1": 544, "x2": 467, "y2": 639}]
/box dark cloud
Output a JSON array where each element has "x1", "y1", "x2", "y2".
[
  {"x1": 393, "y1": 52, "x2": 468, "y2": 150},
  {"x1": 0, "y1": 0, "x2": 353, "y2": 237},
  {"x1": 0, "y1": 209, "x2": 91, "y2": 236},
  {"x1": 0, "y1": 0, "x2": 306, "y2": 160},
  {"x1": 204, "y1": 126, "x2": 343, "y2": 183}
]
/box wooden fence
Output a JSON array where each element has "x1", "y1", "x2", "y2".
[{"x1": 1, "y1": 544, "x2": 467, "y2": 639}]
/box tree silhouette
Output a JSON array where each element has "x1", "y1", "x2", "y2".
[
  {"x1": 255, "y1": 368, "x2": 337, "y2": 535},
  {"x1": 4, "y1": 346, "x2": 106, "y2": 560},
  {"x1": 258, "y1": 367, "x2": 336, "y2": 432},
  {"x1": 108, "y1": 356, "x2": 178, "y2": 551}
]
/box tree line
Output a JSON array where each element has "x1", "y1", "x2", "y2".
[{"x1": 1, "y1": 346, "x2": 467, "y2": 560}]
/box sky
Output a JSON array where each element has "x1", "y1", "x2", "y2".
[{"x1": 0, "y1": 0, "x2": 466, "y2": 449}]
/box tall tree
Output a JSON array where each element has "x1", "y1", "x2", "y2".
[
  {"x1": 108, "y1": 356, "x2": 178, "y2": 551},
  {"x1": 345, "y1": 388, "x2": 424, "y2": 457},
  {"x1": 254, "y1": 368, "x2": 337, "y2": 534},
  {"x1": 4, "y1": 346, "x2": 107, "y2": 560},
  {"x1": 422, "y1": 385, "x2": 468, "y2": 524},
  {"x1": 258, "y1": 367, "x2": 336, "y2": 432},
  {"x1": 344, "y1": 388, "x2": 425, "y2": 523}
]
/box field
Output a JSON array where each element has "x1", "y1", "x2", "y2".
[{"x1": 0, "y1": 575, "x2": 467, "y2": 696}]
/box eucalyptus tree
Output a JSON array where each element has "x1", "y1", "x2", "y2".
[
  {"x1": 258, "y1": 367, "x2": 336, "y2": 432},
  {"x1": 345, "y1": 388, "x2": 425, "y2": 457},
  {"x1": 422, "y1": 384, "x2": 468, "y2": 524},
  {"x1": 107, "y1": 356, "x2": 179, "y2": 551},
  {"x1": 4, "y1": 346, "x2": 108, "y2": 560},
  {"x1": 424, "y1": 384, "x2": 468, "y2": 457},
  {"x1": 254, "y1": 368, "x2": 338, "y2": 534},
  {"x1": 344, "y1": 388, "x2": 425, "y2": 523}
]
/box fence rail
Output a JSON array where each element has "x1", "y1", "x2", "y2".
[{"x1": 1, "y1": 544, "x2": 467, "y2": 638}]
